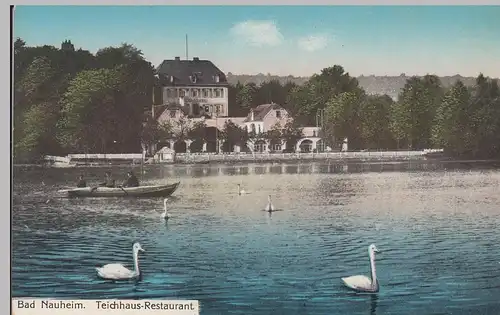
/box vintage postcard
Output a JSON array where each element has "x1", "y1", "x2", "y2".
[{"x1": 10, "y1": 3, "x2": 500, "y2": 315}]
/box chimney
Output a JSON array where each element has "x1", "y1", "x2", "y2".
[
  {"x1": 193, "y1": 57, "x2": 199, "y2": 61},
  {"x1": 174, "y1": 57, "x2": 180, "y2": 61}
]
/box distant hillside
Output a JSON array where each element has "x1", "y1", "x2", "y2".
[{"x1": 226, "y1": 73, "x2": 482, "y2": 100}]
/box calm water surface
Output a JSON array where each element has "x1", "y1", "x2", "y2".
[{"x1": 12, "y1": 162, "x2": 500, "y2": 314}]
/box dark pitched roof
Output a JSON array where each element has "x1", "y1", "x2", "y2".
[
  {"x1": 244, "y1": 103, "x2": 283, "y2": 122},
  {"x1": 154, "y1": 103, "x2": 188, "y2": 120},
  {"x1": 156, "y1": 57, "x2": 228, "y2": 87}
]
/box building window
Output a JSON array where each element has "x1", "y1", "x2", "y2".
[
  {"x1": 215, "y1": 105, "x2": 221, "y2": 115},
  {"x1": 179, "y1": 89, "x2": 185, "y2": 97},
  {"x1": 220, "y1": 89, "x2": 225, "y2": 98},
  {"x1": 258, "y1": 125, "x2": 261, "y2": 134},
  {"x1": 275, "y1": 110, "x2": 281, "y2": 118},
  {"x1": 192, "y1": 89, "x2": 199, "y2": 98},
  {"x1": 251, "y1": 124, "x2": 256, "y2": 133},
  {"x1": 214, "y1": 75, "x2": 220, "y2": 83},
  {"x1": 204, "y1": 105, "x2": 210, "y2": 113},
  {"x1": 169, "y1": 110, "x2": 176, "y2": 118},
  {"x1": 313, "y1": 130, "x2": 316, "y2": 137},
  {"x1": 203, "y1": 89, "x2": 209, "y2": 98},
  {"x1": 215, "y1": 89, "x2": 222, "y2": 98},
  {"x1": 274, "y1": 143, "x2": 282, "y2": 151}
]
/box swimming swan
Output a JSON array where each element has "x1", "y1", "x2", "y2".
[
  {"x1": 237, "y1": 184, "x2": 246, "y2": 195},
  {"x1": 161, "y1": 198, "x2": 170, "y2": 220},
  {"x1": 265, "y1": 195, "x2": 275, "y2": 212},
  {"x1": 96, "y1": 242, "x2": 145, "y2": 280},
  {"x1": 341, "y1": 244, "x2": 380, "y2": 293}
]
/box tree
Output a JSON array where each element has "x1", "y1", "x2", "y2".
[
  {"x1": 432, "y1": 80, "x2": 471, "y2": 155},
  {"x1": 14, "y1": 56, "x2": 68, "y2": 159},
  {"x1": 281, "y1": 120, "x2": 303, "y2": 152},
  {"x1": 141, "y1": 114, "x2": 175, "y2": 154},
  {"x1": 324, "y1": 90, "x2": 365, "y2": 150},
  {"x1": 220, "y1": 120, "x2": 248, "y2": 152},
  {"x1": 14, "y1": 102, "x2": 59, "y2": 161},
  {"x1": 390, "y1": 76, "x2": 444, "y2": 150},
  {"x1": 264, "y1": 122, "x2": 283, "y2": 151},
  {"x1": 256, "y1": 79, "x2": 288, "y2": 105},
  {"x1": 240, "y1": 83, "x2": 258, "y2": 111},
  {"x1": 359, "y1": 95, "x2": 395, "y2": 149},
  {"x1": 466, "y1": 75, "x2": 500, "y2": 158},
  {"x1": 172, "y1": 116, "x2": 192, "y2": 141},
  {"x1": 187, "y1": 121, "x2": 208, "y2": 152},
  {"x1": 56, "y1": 68, "x2": 122, "y2": 153},
  {"x1": 228, "y1": 82, "x2": 244, "y2": 116},
  {"x1": 286, "y1": 65, "x2": 359, "y2": 126},
  {"x1": 96, "y1": 43, "x2": 156, "y2": 151}
]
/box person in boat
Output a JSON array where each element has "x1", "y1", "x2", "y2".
[
  {"x1": 121, "y1": 171, "x2": 139, "y2": 188},
  {"x1": 99, "y1": 171, "x2": 116, "y2": 188},
  {"x1": 76, "y1": 175, "x2": 87, "y2": 188}
]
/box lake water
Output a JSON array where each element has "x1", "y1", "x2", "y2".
[{"x1": 12, "y1": 162, "x2": 500, "y2": 315}]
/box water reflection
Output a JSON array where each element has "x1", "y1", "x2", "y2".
[{"x1": 370, "y1": 294, "x2": 378, "y2": 315}]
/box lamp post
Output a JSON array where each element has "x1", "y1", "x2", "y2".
[{"x1": 215, "y1": 111, "x2": 219, "y2": 154}]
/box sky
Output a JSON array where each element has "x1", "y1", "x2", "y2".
[{"x1": 13, "y1": 5, "x2": 500, "y2": 77}]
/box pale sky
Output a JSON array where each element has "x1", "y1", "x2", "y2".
[{"x1": 14, "y1": 5, "x2": 500, "y2": 77}]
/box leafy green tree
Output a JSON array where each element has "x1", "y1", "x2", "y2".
[
  {"x1": 256, "y1": 79, "x2": 289, "y2": 105},
  {"x1": 95, "y1": 43, "x2": 155, "y2": 151},
  {"x1": 390, "y1": 76, "x2": 444, "y2": 150},
  {"x1": 286, "y1": 65, "x2": 359, "y2": 126},
  {"x1": 172, "y1": 116, "x2": 192, "y2": 141},
  {"x1": 187, "y1": 121, "x2": 208, "y2": 152},
  {"x1": 466, "y1": 75, "x2": 500, "y2": 158},
  {"x1": 264, "y1": 122, "x2": 283, "y2": 151},
  {"x1": 324, "y1": 90, "x2": 365, "y2": 150},
  {"x1": 432, "y1": 80, "x2": 471, "y2": 155},
  {"x1": 56, "y1": 68, "x2": 122, "y2": 153},
  {"x1": 228, "y1": 82, "x2": 245, "y2": 116},
  {"x1": 14, "y1": 56, "x2": 68, "y2": 158},
  {"x1": 220, "y1": 120, "x2": 248, "y2": 152},
  {"x1": 14, "y1": 102, "x2": 59, "y2": 161},
  {"x1": 240, "y1": 83, "x2": 258, "y2": 111},
  {"x1": 360, "y1": 94, "x2": 395, "y2": 149},
  {"x1": 281, "y1": 120, "x2": 303, "y2": 152}
]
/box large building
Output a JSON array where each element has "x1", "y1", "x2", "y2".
[
  {"x1": 150, "y1": 57, "x2": 332, "y2": 154},
  {"x1": 153, "y1": 56, "x2": 229, "y2": 118}
]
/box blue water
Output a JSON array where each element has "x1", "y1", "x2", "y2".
[{"x1": 12, "y1": 162, "x2": 500, "y2": 314}]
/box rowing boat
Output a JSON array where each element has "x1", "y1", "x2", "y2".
[{"x1": 58, "y1": 182, "x2": 180, "y2": 198}]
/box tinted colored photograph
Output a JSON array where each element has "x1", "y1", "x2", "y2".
[{"x1": 12, "y1": 5, "x2": 500, "y2": 315}]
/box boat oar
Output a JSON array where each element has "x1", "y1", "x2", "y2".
[{"x1": 118, "y1": 185, "x2": 129, "y2": 196}]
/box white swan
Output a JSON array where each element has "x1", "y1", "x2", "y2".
[
  {"x1": 96, "y1": 242, "x2": 145, "y2": 280},
  {"x1": 161, "y1": 198, "x2": 170, "y2": 220},
  {"x1": 341, "y1": 244, "x2": 380, "y2": 293},
  {"x1": 265, "y1": 195, "x2": 275, "y2": 212},
  {"x1": 237, "y1": 184, "x2": 246, "y2": 195}
]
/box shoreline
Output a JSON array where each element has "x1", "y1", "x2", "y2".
[{"x1": 12, "y1": 157, "x2": 500, "y2": 169}]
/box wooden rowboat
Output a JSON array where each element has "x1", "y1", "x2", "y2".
[{"x1": 58, "y1": 182, "x2": 180, "y2": 198}]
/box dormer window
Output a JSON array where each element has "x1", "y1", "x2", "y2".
[
  {"x1": 190, "y1": 74, "x2": 197, "y2": 84},
  {"x1": 170, "y1": 76, "x2": 174, "y2": 83},
  {"x1": 214, "y1": 75, "x2": 220, "y2": 83}
]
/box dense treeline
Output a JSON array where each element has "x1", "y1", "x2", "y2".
[
  {"x1": 13, "y1": 39, "x2": 155, "y2": 162},
  {"x1": 226, "y1": 73, "x2": 482, "y2": 100},
  {"x1": 13, "y1": 39, "x2": 500, "y2": 161}
]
